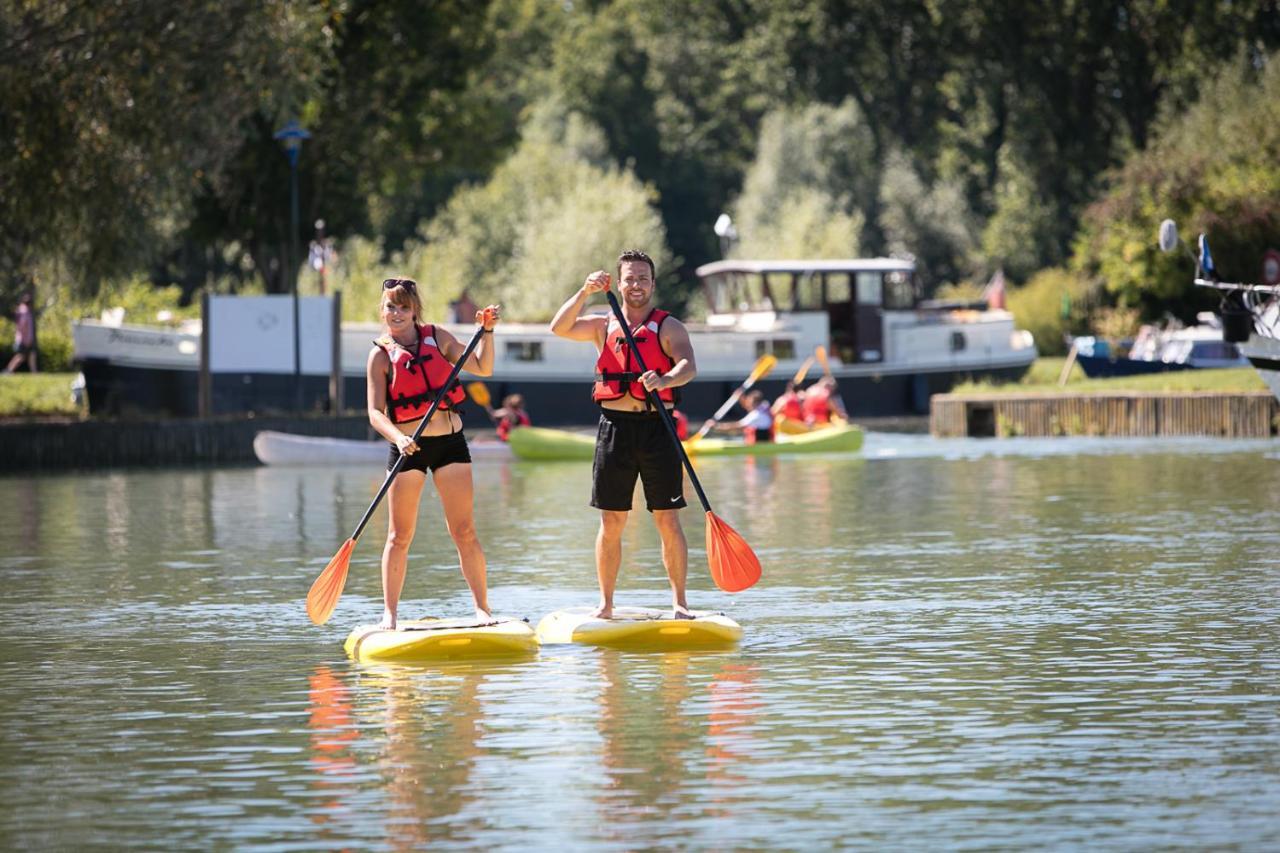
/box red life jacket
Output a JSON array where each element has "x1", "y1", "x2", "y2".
[
  {"x1": 592, "y1": 309, "x2": 678, "y2": 405},
  {"x1": 375, "y1": 324, "x2": 466, "y2": 423},
  {"x1": 802, "y1": 384, "x2": 832, "y2": 424},
  {"x1": 778, "y1": 391, "x2": 804, "y2": 421},
  {"x1": 496, "y1": 410, "x2": 530, "y2": 441}
]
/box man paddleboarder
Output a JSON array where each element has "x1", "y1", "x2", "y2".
[{"x1": 550, "y1": 250, "x2": 698, "y2": 619}]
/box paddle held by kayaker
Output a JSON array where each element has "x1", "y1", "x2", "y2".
[
  {"x1": 549, "y1": 250, "x2": 699, "y2": 620},
  {"x1": 366, "y1": 277, "x2": 499, "y2": 629}
]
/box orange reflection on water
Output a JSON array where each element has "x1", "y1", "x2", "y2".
[{"x1": 307, "y1": 666, "x2": 359, "y2": 834}]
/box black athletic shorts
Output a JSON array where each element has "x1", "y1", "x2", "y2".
[
  {"x1": 591, "y1": 409, "x2": 687, "y2": 512},
  {"x1": 387, "y1": 430, "x2": 472, "y2": 474}
]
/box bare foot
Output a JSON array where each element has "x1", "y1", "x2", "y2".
[
  {"x1": 591, "y1": 603, "x2": 613, "y2": 620},
  {"x1": 378, "y1": 611, "x2": 398, "y2": 630},
  {"x1": 672, "y1": 605, "x2": 696, "y2": 620},
  {"x1": 475, "y1": 608, "x2": 496, "y2": 626}
]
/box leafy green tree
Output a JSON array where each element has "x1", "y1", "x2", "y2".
[
  {"x1": 1075, "y1": 50, "x2": 1280, "y2": 318},
  {"x1": 410, "y1": 100, "x2": 670, "y2": 321}
]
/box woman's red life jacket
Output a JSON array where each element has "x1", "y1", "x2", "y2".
[
  {"x1": 592, "y1": 309, "x2": 678, "y2": 405},
  {"x1": 802, "y1": 384, "x2": 832, "y2": 424},
  {"x1": 496, "y1": 410, "x2": 531, "y2": 441},
  {"x1": 375, "y1": 324, "x2": 466, "y2": 423},
  {"x1": 778, "y1": 391, "x2": 804, "y2": 421}
]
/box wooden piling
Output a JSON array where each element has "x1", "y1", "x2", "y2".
[{"x1": 931, "y1": 392, "x2": 1279, "y2": 438}]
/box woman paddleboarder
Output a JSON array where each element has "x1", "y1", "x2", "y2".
[{"x1": 367, "y1": 277, "x2": 500, "y2": 629}]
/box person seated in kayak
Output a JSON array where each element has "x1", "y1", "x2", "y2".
[
  {"x1": 770, "y1": 381, "x2": 806, "y2": 431},
  {"x1": 802, "y1": 376, "x2": 848, "y2": 427},
  {"x1": 367, "y1": 277, "x2": 501, "y2": 630},
  {"x1": 704, "y1": 389, "x2": 776, "y2": 443},
  {"x1": 492, "y1": 393, "x2": 531, "y2": 442},
  {"x1": 550, "y1": 249, "x2": 698, "y2": 621}
]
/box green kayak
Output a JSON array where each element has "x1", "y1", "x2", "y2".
[{"x1": 508, "y1": 422, "x2": 864, "y2": 461}]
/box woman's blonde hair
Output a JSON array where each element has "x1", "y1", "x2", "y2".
[{"x1": 380, "y1": 278, "x2": 423, "y2": 322}]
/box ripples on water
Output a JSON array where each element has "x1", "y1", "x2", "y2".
[{"x1": 1, "y1": 433, "x2": 1279, "y2": 849}]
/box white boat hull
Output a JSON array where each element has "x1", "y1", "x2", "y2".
[{"x1": 252, "y1": 430, "x2": 512, "y2": 466}]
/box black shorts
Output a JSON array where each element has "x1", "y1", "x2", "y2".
[
  {"x1": 591, "y1": 409, "x2": 687, "y2": 512},
  {"x1": 387, "y1": 431, "x2": 472, "y2": 474}
]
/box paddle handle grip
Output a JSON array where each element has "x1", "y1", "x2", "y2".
[
  {"x1": 349, "y1": 324, "x2": 488, "y2": 542},
  {"x1": 604, "y1": 291, "x2": 712, "y2": 512}
]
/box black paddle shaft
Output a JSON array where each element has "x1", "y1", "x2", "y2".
[
  {"x1": 349, "y1": 324, "x2": 488, "y2": 542},
  {"x1": 604, "y1": 290, "x2": 712, "y2": 512}
]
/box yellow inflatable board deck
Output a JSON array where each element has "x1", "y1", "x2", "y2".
[
  {"x1": 344, "y1": 617, "x2": 537, "y2": 662},
  {"x1": 536, "y1": 606, "x2": 742, "y2": 650}
]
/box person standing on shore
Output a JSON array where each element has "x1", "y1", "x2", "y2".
[
  {"x1": 5, "y1": 292, "x2": 37, "y2": 373},
  {"x1": 367, "y1": 277, "x2": 500, "y2": 629},
  {"x1": 549, "y1": 250, "x2": 698, "y2": 619}
]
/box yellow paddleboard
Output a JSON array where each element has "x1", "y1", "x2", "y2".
[
  {"x1": 344, "y1": 617, "x2": 538, "y2": 662},
  {"x1": 535, "y1": 606, "x2": 742, "y2": 650}
]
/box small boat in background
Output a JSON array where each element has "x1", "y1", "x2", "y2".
[
  {"x1": 253, "y1": 430, "x2": 512, "y2": 466},
  {"x1": 1071, "y1": 313, "x2": 1248, "y2": 378}
]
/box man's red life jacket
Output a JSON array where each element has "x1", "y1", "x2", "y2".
[
  {"x1": 375, "y1": 324, "x2": 466, "y2": 423},
  {"x1": 778, "y1": 391, "x2": 804, "y2": 421},
  {"x1": 802, "y1": 384, "x2": 832, "y2": 424},
  {"x1": 592, "y1": 309, "x2": 678, "y2": 405}
]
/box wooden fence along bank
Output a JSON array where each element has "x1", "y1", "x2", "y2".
[{"x1": 931, "y1": 391, "x2": 1280, "y2": 438}]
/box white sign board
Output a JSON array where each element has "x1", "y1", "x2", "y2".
[{"x1": 207, "y1": 295, "x2": 334, "y2": 374}]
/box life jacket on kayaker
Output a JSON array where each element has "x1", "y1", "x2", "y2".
[
  {"x1": 495, "y1": 408, "x2": 531, "y2": 441},
  {"x1": 375, "y1": 324, "x2": 466, "y2": 423},
  {"x1": 672, "y1": 408, "x2": 689, "y2": 440},
  {"x1": 592, "y1": 308, "x2": 678, "y2": 407},
  {"x1": 774, "y1": 387, "x2": 804, "y2": 421},
  {"x1": 802, "y1": 382, "x2": 833, "y2": 425}
]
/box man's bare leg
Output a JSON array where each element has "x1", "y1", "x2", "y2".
[
  {"x1": 653, "y1": 509, "x2": 692, "y2": 618},
  {"x1": 594, "y1": 510, "x2": 628, "y2": 618}
]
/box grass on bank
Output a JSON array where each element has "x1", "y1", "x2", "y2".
[
  {"x1": 952, "y1": 357, "x2": 1268, "y2": 395},
  {"x1": 0, "y1": 373, "x2": 86, "y2": 418}
]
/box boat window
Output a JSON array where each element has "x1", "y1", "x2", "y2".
[
  {"x1": 794, "y1": 273, "x2": 823, "y2": 311},
  {"x1": 950, "y1": 331, "x2": 966, "y2": 352},
  {"x1": 856, "y1": 272, "x2": 883, "y2": 306},
  {"x1": 827, "y1": 274, "x2": 852, "y2": 303},
  {"x1": 884, "y1": 271, "x2": 916, "y2": 309},
  {"x1": 505, "y1": 340, "x2": 543, "y2": 362},
  {"x1": 755, "y1": 339, "x2": 796, "y2": 360}
]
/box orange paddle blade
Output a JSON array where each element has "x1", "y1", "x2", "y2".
[
  {"x1": 306, "y1": 538, "x2": 355, "y2": 625},
  {"x1": 466, "y1": 381, "x2": 492, "y2": 408},
  {"x1": 814, "y1": 345, "x2": 832, "y2": 378},
  {"x1": 705, "y1": 511, "x2": 762, "y2": 593}
]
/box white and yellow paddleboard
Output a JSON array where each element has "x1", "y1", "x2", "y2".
[
  {"x1": 535, "y1": 606, "x2": 742, "y2": 651},
  {"x1": 344, "y1": 617, "x2": 538, "y2": 662}
]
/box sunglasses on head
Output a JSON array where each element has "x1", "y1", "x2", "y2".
[{"x1": 382, "y1": 278, "x2": 416, "y2": 291}]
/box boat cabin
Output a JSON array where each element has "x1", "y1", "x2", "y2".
[{"x1": 694, "y1": 258, "x2": 921, "y2": 366}]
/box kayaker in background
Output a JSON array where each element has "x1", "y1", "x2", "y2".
[
  {"x1": 550, "y1": 249, "x2": 698, "y2": 620},
  {"x1": 704, "y1": 389, "x2": 775, "y2": 444},
  {"x1": 671, "y1": 408, "x2": 689, "y2": 441},
  {"x1": 770, "y1": 381, "x2": 805, "y2": 432},
  {"x1": 492, "y1": 393, "x2": 531, "y2": 442},
  {"x1": 802, "y1": 376, "x2": 848, "y2": 427},
  {"x1": 367, "y1": 277, "x2": 501, "y2": 629}
]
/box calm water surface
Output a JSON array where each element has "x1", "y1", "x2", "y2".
[{"x1": 2, "y1": 434, "x2": 1279, "y2": 849}]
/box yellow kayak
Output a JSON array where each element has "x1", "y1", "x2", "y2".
[
  {"x1": 344, "y1": 617, "x2": 538, "y2": 662},
  {"x1": 535, "y1": 606, "x2": 742, "y2": 650},
  {"x1": 509, "y1": 421, "x2": 863, "y2": 461}
]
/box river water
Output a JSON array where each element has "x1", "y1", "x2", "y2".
[{"x1": 2, "y1": 433, "x2": 1279, "y2": 850}]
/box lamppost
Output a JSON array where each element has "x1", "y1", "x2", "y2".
[{"x1": 274, "y1": 119, "x2": 311, "y2": 413}]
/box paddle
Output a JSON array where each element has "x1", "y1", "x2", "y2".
[
  {"x1": 466, "y1": 381, "x2": 492, "y2": 409},
  {"x1": 305, "y1": 317, "x2": 492, "y2": 625},
  {"x1": 814, "y1": 344, "x2": 833, "y2": 380},
  {"x1": 603, "y1": 289, "x2": 762, "y2": 593},
  {"x1": 687, "y1": 353, "x2": 777, "y2": 443},
  {"x1": 792, "y1": 354, "x2": 816, "y2": 386}
]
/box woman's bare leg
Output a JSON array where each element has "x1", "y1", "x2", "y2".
[
  {"x1": 432, "y1": 463, "x2": 492, "y2": 621},
  {"x1": 380, "y1": 470, "x2": 427, "y2": 629}
]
